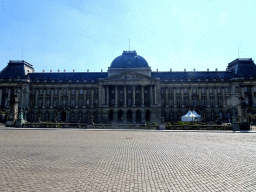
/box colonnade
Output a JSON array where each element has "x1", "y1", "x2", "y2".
[{"x1": 101, "y1": 85, "x2": 157, "y2": 107}]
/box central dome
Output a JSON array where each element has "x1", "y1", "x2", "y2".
[{"x1": 110, "y1": 51, "x2": 149, "y2": 68}]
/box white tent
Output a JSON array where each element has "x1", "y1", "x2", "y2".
[{"x1": 181, "y1": 110, "x2": 201, "y2": 122}]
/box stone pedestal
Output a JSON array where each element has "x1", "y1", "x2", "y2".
[
  {"x1": 232, "y1": 123, "x2": 240, "y2": 131},
  {"x1": 158, "y1": 123, "x2": 165, "y2": 130},
  {"x1": 6, "y1": 120, "x2": 15, "y2": 127}
]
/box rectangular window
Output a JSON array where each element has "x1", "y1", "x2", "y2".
[
  {"x1": 209, "y1": 88, "x2": 213, "y2": 93},
  {"x1": 128, "y1": 90, "x2": 131, "y2": 94},
  {"x1": 47, "y1": 90, "x2": 51, "y2": 95},
  {"x1": 136, "y1": 90, "x2": 140, "y2": 94},
  {"x1": 217, "y1": 88, "x2": 221, "y2": 93},
  {"x1": 144, "y1": 90, "x2": 148, "y2": 94},
  {"x1": 87, "y1": 89, "x2": 91, "y2": 94},
  {"x1": 244, "y1": 87, "x2": 248, "y2": 92},
  {"x1": 95, "y1": 89, "x2": 98, "y2": 94},
  {"x1": 169, "y1": 89, "x2": 172, "y2": 94},
  {"x1": 111, "y1": 99, "x2": 115, "y2": 105},
  {"x1": 128, "y1": 99, "x2": 132, "y2": 105},
  {"x1": 176, "y1": 89, "x2": 180, "y2": 94},
  {"x1": 201, "y1": 88, "x2": 205, "y2": 94},
  {"x1": 80, "y1": 89, "x2": 83, "y2": 94},
  {"x1": 63, "y1": 89, "x2": 67, "y2": 94},
  {"x1": 55, "y1": 89, "x2": 58, "y2": 95},
  {"x1": 95, "y1": 99, "x2": 98, "y2": 106},
  {"x1": 120, "y1": 90, "x2": 123, "y2": 94},
  {"x1": 193, "y1": 88, "x2": 196, "y2": 94}
]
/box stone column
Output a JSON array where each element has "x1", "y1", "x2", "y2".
[
  {"x1": 115, "y1": 86, "x2": 118, "y2": 107},
  {"x1": 99, "y1": 84, "x2": 103, "y2": 107},
  {"x1": 251, "y1": 87, "x2": 255, "y2": 106},
  {"x1": 241, "y1": 87, "x2": 245, "y2": 98},
  {"x1": 75, "y1": 88, "x2": 78, "y2": 108},
  {"x1": 7, "y1": 88, "x2": 11, "y2": 107},
  {"x1": 43, "y1": 88, "x2": 46, "y2": 108},
  {"x1": 181, "y1": 88, "x2": 184, "y2": 108},
  {"x1": 58, "y1": 88, "x2": 62, "y2": 107},
  {"x1": 67, "y1": 88, "x2": 71, "y2": 107},
  {"x1": 141, "y1": 109, "x2": 145, "y2": 122},
  {"x1": 166, "y1": 87, "x2": 169, "y2": 108},
  {"x1": 206, "y1": 88, "x2": 210, "y2": 107},
  {"x1": 150, "y1": 85, "x2": 153, "y2": 106},
  {"x1": 106, "y1": 86, "x2": 109, "y2": 106},
  {"x1": 123, "y1": 110, "x2": 127, "y2": 123},
  {"x1": 132, "y1": 110, "x2": 136, "y2": 123},
  {"x1": 114, "y1": 110, "x2": 118, "y2": 122},
  {"x1": 222, "y1": 87, "x2": 226, "y2": 107},
  {"x1": 50, "y1": 88, "x2": 54, "y2": 108},
  {"x1": 214, "y1": 87, "x2": 218, "y2": 107},
  {"x1": 35, "y1": 89, "x2": 38, "y2": 108},
  {"x1": 91, "y1": 88, "x2": 94, "y2": 108},
  {"x1": 102, "y1": 85, "x2": 105, "y2": 106},
  {"x1": 124, "y1": 86, "x2": 127, "y2": 107},
  {"x1": 156, "y1": 83, "x2": 161, "y2": 107},
  {"x1": 132, "y1": 85, "x2": 136, "y2": 107},
  {"x1": 198, "y1": 87, "x2": 201, "y2": 106},
  {"x1": 154, "y1": 85, "x2": 157, "y2": 105},
  {"x1": 141, "y1": 85, "x2": 145, "y2": 107},
  {"x1": 173, "y1": 88, "x2": 177, "y2": 108},
  {"x1": 83, "y1": 89, "x2": 86, "y2": 108},
  {"x1": 189, "y1": 87, "x2": 192, "y2": 106}
]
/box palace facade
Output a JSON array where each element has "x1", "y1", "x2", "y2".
[{"x1": 0, "y1": 50, "x2": 256, "y2": 124}]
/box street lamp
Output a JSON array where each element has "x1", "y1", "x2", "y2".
[
  {"x1": 226, "y1": 91, "x2": 240, "y2": 131},
  {"x1": 15, "y1": 86, "x2": 28, "y2": 127}
]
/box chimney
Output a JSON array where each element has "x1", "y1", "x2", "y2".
[
  {"x1": 64, "y1": 69, "x2": 66, "y2": 72},
  {"x1": 156, "y1": 69, "x2": 158, "y2": 72},
  {"x1": 58, "y1": 69, "x2": 60, "y2": 73},
  {"x1": 50, "y1": 70, "x2": 52, "y2": 73},
  {"x1": 215, "y1": 68, "x2": 218, "y2": 71},
  {"x1": 101, "y1": 69, "x2": 103, "y2": 72},
  {"x1": 193, "y1": 68, "x2": 195, "y2": 71},
  {"x1": 73, "y1": 69, "x2": 75, "y2": 72},
  {"x1": 184, "y1": 68, "x2": 186, "y2": 72},
  {"x1": 87, "y1": 69, "x2": 89, "y2": 72},
  {"x1": 207, "y1": 68, "x2": 209, "y2": 72},
  {"x1": 170, "y1": 68, "x2": 172, "y2": 72},
  {"x1": 43, "y1": 70, "x2": 45, "y2": 73}
]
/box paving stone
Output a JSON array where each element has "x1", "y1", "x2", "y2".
[{"x1": 0, "y1": 128, "x2": 256, "y2": 191}]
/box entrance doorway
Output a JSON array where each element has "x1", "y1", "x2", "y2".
[
  {"x1": 136, "y1": 110, "x2": 141, "y2": 123},
  {"x1": 127, "y1": 110, "x2": 132, "y2": 122},
  {"x1": 146, "y1": 110, "x2": 150, "y2": 122},
  {"x1": 61, "y1": 111, "x2": 66, "y2": 122},
  {"x1": 109, "y1": 110, "x2": 114, "y2": 122},
  {"x1": 118, "y1": 110, "x2": 123, "y2": 122}
]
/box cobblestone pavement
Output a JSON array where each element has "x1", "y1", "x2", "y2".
[{"x1": 0, "y1": 128, "x2": 256, "y2": 192}]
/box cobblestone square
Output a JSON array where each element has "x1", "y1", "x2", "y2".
[{"x1": 0, "y1": 128, "x2": 256, "y2": 192}]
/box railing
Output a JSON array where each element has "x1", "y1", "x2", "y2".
[{"x1": 165, "y1": 125, "x2": 232, "y2": 130}]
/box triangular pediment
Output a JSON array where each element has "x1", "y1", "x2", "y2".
[{"x1": 102, "y1": 71, "x2": 156, "y2": 82}]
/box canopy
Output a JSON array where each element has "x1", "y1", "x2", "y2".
[{"x1": 181, "y1": 110, "x2": 201, "y2": 122}]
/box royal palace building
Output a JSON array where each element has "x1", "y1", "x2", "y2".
[{"x1": 0, "y1": 50, "x2": 256, "y2": 124}]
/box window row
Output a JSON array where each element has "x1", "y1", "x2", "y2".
[
  {"x1": 161, "y1": 88, "x2": 230, "y2": 94},
  {"x1": 32, "y1": 89, "x2": 98, "y2": 95}
]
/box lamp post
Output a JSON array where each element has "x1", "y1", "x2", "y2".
[
  {"x1": 226, "y1": 91, "x2": 240, "y2": 131},
  {"x1": 15, "y1": 86, "x2": 28, "y2": 127}
]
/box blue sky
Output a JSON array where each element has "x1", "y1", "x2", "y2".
[{"x1": 1, "y1": 0, "x2": 256, "y2": 72}]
